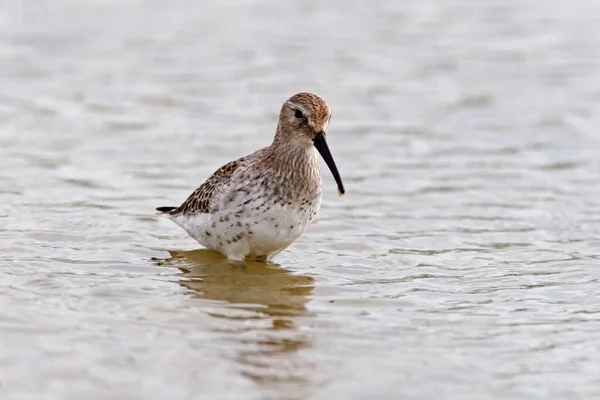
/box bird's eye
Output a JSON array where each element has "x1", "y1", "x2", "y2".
[{"x1": 294, "y1": 110, "x2": 304, "y2": 119}]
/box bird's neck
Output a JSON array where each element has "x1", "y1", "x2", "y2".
[{"x1": 264, "y1": 129, "x2": 321, "y2": 185}]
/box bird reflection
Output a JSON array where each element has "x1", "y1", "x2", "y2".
[{"x1": 154, "y1": 249, "x2": 315, "y2": 391}]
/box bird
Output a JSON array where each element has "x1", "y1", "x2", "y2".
[{"x1": 156, "y1": 92, "x2": 345, "y2": 261}]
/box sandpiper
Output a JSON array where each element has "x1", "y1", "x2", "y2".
[{"x1": 156, "y1": 92, "x2": 344, "y2": 261}]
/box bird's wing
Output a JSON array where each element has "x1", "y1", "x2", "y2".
[{"x1": 166, "y1": 157, "x2": 246, "y2": 216}]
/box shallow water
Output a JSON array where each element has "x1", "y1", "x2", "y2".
[{"x1": 2, "y1": 0, "x2": 600, "y2": 399}]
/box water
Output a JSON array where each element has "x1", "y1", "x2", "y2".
[{"x1": 1, "y1": 0, "x2": 600, "y2": 398}]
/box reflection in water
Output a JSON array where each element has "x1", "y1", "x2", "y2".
[{"x1": 156, "y1": 249, "x2": 315, "y2": 395}]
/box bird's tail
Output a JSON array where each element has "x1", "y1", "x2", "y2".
[{"x1": 156, "y1": 206, "x2": 177, "y2": 214}]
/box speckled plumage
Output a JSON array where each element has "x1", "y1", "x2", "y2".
[{"x1": 157, "y1": 92, "x2": 345, "y2": 261}]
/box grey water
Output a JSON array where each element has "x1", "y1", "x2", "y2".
[{"x1": 1, "y1": 0, "x2": 600, "y2": 399}]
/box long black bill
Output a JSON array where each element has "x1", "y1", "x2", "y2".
[{"x1": 313, "y1": 131, "x2": 345, "y2": 196}]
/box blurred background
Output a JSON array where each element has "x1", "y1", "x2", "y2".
[{"x1": 1, "y1": 0, "x2": 600, "y2": 399}]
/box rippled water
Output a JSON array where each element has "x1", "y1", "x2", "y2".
[{"x1": 2, "y1": 0, "x2": 600, "y2": 398}]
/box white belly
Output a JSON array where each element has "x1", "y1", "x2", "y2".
[{"x1": 169, "y1": 194, "x2": 321, "y2": 261}]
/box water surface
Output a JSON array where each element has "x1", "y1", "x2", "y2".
[{"x1": 1, "y1": 0, "x2": 600, "y2": 399}]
